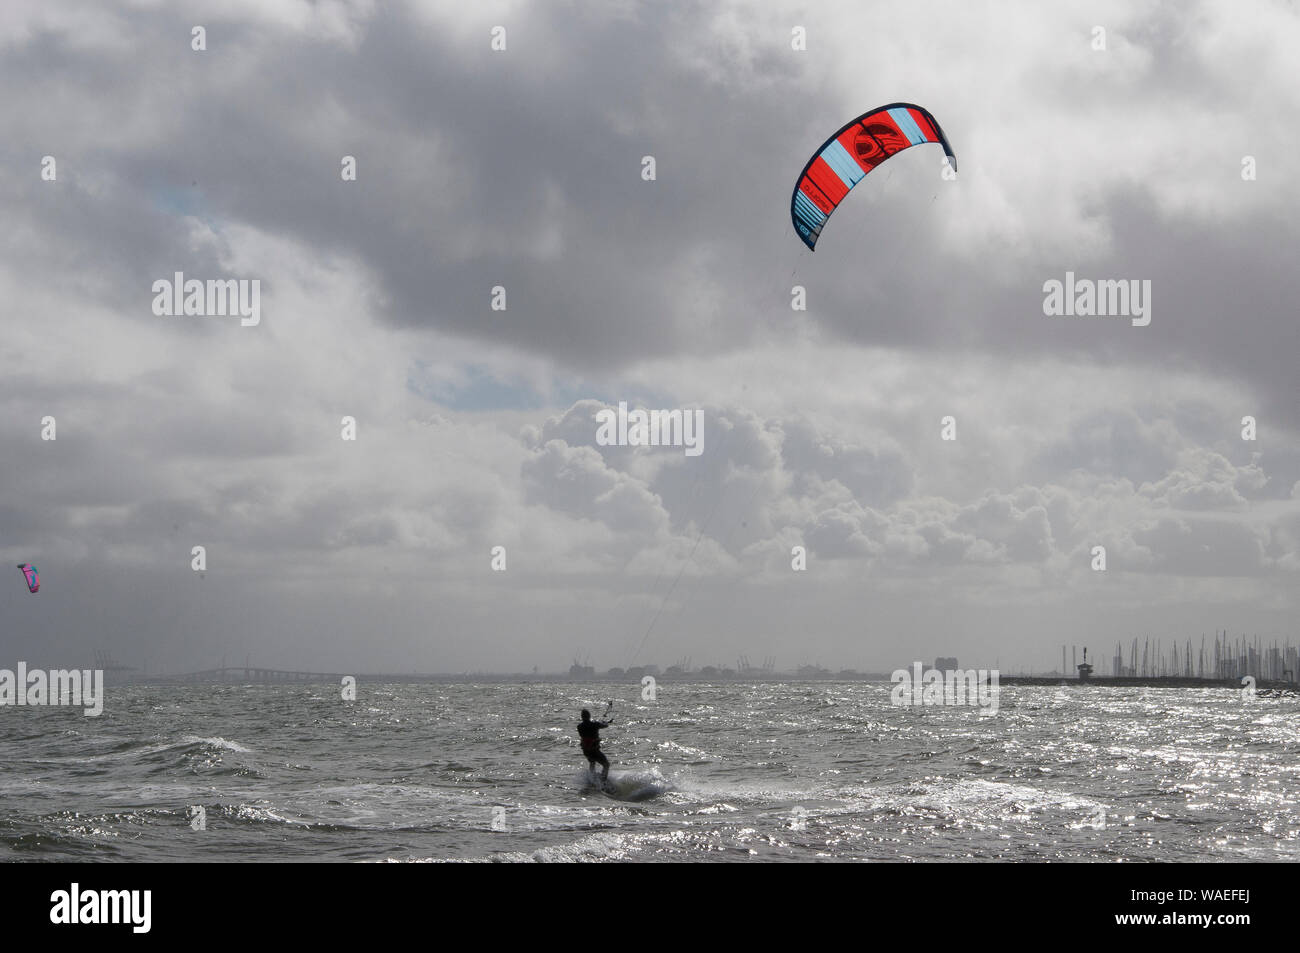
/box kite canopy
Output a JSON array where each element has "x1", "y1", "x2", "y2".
[
  {"x1": 17, "y1": 563, "x2": 39, "y2": 593},
  {"x1": 791, "y1": 102, "x2": 956, "y2": 250}
]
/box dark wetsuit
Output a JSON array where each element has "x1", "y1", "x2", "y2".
[{"x1": 577, "y1": 719, "x2": 610, "y2": 775}]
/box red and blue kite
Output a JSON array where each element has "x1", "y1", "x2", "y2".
[
  {"x1": 17, "y1": 563, "x2": 39, "y2": 593},
  {"x1": 791, "y1": 102, "x2": 956, "y2": 250}
]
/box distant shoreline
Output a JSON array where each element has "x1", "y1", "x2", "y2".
[{"x1": 115, "y1": 670, "x2": 1298, "y2": 691}]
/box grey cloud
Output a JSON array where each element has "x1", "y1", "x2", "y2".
[{"x1": 4, "y1": 1, "x2": 1300, "y2": 672}]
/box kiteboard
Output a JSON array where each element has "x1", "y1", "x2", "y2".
[{"x1": 582, "y1": 771, "x2": 665, "y2": 803}]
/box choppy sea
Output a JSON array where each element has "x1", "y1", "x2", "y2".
[{"x1": 2, "y1": 681, "x2": 1296, "y2": 862}]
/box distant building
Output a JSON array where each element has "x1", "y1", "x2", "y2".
[
  {"x1": 933, "y1": 657, "x2": 959, "y2": 672},
  {"x1": 569, "y1": 663, "x2": 595, "y2": 678},
  {"x1": 1077, "y1": 647, "x2": 1094, "y2": 680}
]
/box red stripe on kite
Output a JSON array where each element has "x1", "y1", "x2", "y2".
[
  {"x1": 799, "y1": 178, "x2": 835, "y2": 216},
  {"x1": 907, "y1": 107, "x2": 938, "y2": 142},
  {"x1": 804, "y1": 157, "x2": 849, "y2": 206}
]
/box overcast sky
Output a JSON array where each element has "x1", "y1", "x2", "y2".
[{"x1": 2, "y1": 0, "x2": 1298, "y2": 675}]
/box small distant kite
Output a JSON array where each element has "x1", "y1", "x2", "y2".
[
  {"x1": 17, "y1": 563, "x2": 39, "y2": 593},
  {"x1": 791, "y1": 102, "x2": 957, "y2": 250}
]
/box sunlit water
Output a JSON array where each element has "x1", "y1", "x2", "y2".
[{"x1": 1, "y1": 682, "x2": 1296, "y2": 862}]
